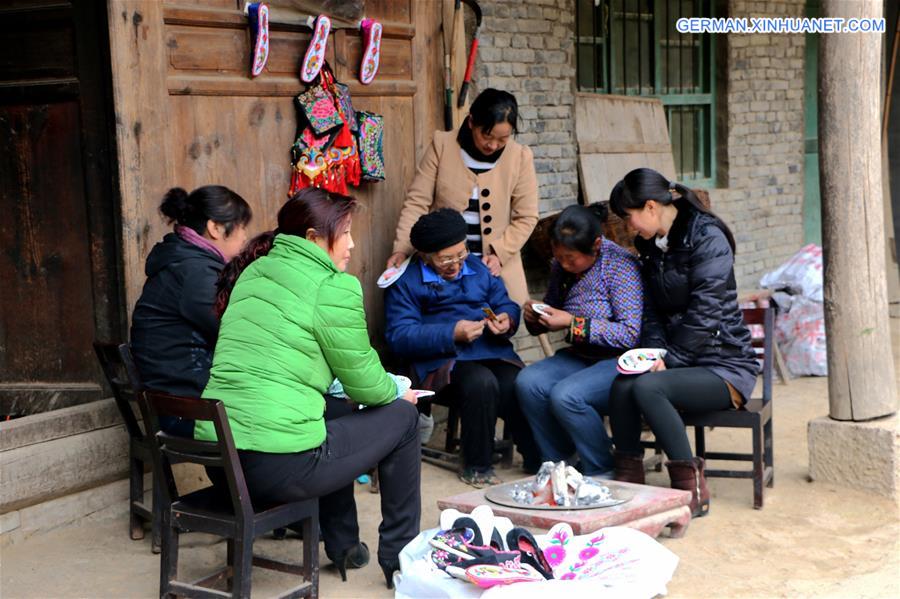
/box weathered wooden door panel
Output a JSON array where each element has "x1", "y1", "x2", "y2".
[
  {"x1": 0, "y1": 0, "x2": 122, "y2": 415},
  {"x1": 0, "y1": 102, "x2": 97, "y2": 389},
  {"x1": 168, "y1": 94, "x2": 294, "y2": 229}
]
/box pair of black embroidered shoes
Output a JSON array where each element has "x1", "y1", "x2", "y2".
[{"x1": 442, "y1": 515, "x2": 554, "y2": 580}]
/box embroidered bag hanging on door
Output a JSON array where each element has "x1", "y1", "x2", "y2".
[
  {"x1": 355, "y1": 110, "x2": 385, "y2": 181},
  {"x1": 290, "y1": 63, "x2": 361, "y2": 195}
]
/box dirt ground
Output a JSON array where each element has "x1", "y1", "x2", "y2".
[{"x1": 2, "y1": 324, "x2": 899, "y2": 598}]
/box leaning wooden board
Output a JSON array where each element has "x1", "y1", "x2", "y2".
[{"x1": 574, "y1": 93, "x2": 677, "y2": 206}]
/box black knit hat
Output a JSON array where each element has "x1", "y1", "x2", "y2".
[{"x1": 410, "y1": 209, "x2": 468, "y2": 253}]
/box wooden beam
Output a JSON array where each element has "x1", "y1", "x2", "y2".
[
  {"x1": 0, "y1": 399, "x2": 122, "y2": 452},
  {"x1": 819, "y1": 0, "x2": 898, "y2": 420},
  {"x1": 161, "y1": 5, "x2": 415, "y2": 38},
  {"x1": 578, "y1": 142, "x2": 675, "y2": 155},
  {"x1": 167, "y1": 74, "x2": 416, "y2": 97},
  {"x1": 0, "y1": 425, "x2": 129, "y2": 512}
]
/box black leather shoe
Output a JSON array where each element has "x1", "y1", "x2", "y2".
[
  {"x1": 327, "y1": 542, "x2": 369, "y2": 582},
  {"x1": 378, "y1": 557, "x2": 400, "y2": 589}
]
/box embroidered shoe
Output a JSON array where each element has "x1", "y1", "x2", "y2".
[
  {"x1": 506, "y1": 527, "x2": 555, "y2": 580},
  {"x1": 248, "y1": 2, "x2": 269, "y2": 77},
  {"x1": 301, "y1": 14, "x2": 331, "y2": 82},
  {"x1": 359, "y1": 18, "x2": 382, "y2": 85}
]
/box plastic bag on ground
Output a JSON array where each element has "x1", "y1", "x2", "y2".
[
  {"x1": 775, "y1": 295, "x2": 828, "y2": 376},
  {"x1": 760, "y1": 243, "x2": 823, "y2": 301},
  {"x1": 394, "y1": 523, "x2": 678, "y2": 599},
  {"x1": 760, "y1": 244, "x2": 828, "y2": 376}
]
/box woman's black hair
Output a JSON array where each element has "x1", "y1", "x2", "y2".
[
  {"x1": 608, "y1": 168, "x2": 736, "y2": 252},
  {"x1": 550, "y1": 202, "x2": 608, "y2": 255},
  {"x1": 468, "y1": 88, "x2": 519, "y2": 135},
  {"x1": 159, "y1": 185, "x2": 252, "y2": 236}
]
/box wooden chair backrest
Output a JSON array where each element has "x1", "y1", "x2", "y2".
[
  {"x1": 143, "y1": 391, "x2": 254, "y2": 523},
  {"x1": 741, "y1": 306, "x2": 774, "y2": 405},
  {"x1": 93, "y1": 342, "x2": 147, "y2": 440}
]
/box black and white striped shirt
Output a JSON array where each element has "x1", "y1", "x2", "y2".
[{"x1": 460, "y1": 149, "x2": 498, "y2": 256}]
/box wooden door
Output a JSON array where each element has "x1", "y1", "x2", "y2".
[
  {"x1": 108, "y1": 0, "x2": 444, "y2": 348},
  {"x1": 0, "y1": 1, "x2": 123, "y2": 415}
]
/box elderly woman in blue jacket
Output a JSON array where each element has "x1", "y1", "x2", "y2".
[{"x1": 385, "y1": 209, "x2": 539, "y2": 487}]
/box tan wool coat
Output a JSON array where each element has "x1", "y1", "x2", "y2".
[{"x1": 391, "y1": 130, "x2": 539, "y2": 304}]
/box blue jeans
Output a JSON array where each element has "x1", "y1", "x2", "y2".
[{"x1": 515, "y1": 350, "x2": 619, "y2": 475}]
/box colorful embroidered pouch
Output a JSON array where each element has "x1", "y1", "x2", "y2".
[{"x1": 356, "y1": 110, "x2": 385, "y2": 181}]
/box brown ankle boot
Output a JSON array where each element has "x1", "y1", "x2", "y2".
[
  {"x1": 666, "y1": 457, "x2": 710, "y2": 517},
  {"x1": 613, "y1": 450, "x2": 645, "y2": 485}
]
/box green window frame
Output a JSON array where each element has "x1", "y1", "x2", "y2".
[{"x1": 576, "y1": 0, "x2": 716, "y2": 187}]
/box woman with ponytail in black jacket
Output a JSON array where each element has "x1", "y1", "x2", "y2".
[
  {"x1": 607, "y1": 168, "x2": 759, "y2": 517},
  {"x1": 130, "y1": 185, "x2": 251, "y2": 436}
]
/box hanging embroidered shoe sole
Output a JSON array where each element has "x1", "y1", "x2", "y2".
[
  {"x1": 250, "y1": 3, "x2": 269, "y2": 77},
  {"x1": 359, "y1": 19, "x2": 382, "y2": 85},
  {"x1": 301, "y1": 15, "x2": 331, "y2": 83}
]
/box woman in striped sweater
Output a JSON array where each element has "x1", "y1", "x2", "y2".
[{"x1": 386, "y1": 89, "x2": 539, "y2": 306}]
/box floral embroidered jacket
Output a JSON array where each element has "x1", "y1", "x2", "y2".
[{"x1": 527, "y1": 237, "x2": 642, "y2": 359}]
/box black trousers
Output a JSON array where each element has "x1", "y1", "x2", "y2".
[
  {"x1": 431, "y1": 359, "x2": 539, "y2": 470},
  {"x1": 237, "y1": 398, "x2": 421, "y2": 562},
  {"x1": 608, "y1": 367, "x2": 733, "y2": 461}
]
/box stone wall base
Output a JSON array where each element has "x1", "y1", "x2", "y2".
[
  {"x1": 1, "y1": 475, "x2": 142, "y2": 547},
  {"x1": 808, "y1": 414, "x2": 900, "y2": 500}
]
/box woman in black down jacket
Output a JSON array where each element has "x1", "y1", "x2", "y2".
[
  {"x1": 130, "y1": 186, "x2": 251, "y2": 436},
  {"x1": 607, "y1": 168, "x2": 758, "y2": 517}
]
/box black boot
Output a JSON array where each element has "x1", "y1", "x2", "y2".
[
  {"x1": 613, "y1": 450, "x2": 646, "y2": 485},
  {"x1": 666, "y1": 457, "x2": 710, "y2": 518}
]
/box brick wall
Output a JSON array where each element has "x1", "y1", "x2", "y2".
[
  {"x1": 474, "y1": 0, "x2": 579, "y2": 215},
  {"x1": 472, "y1": 0, "x2": 808, "y2": 295},
  {"x1": 472, "y1": 0, "x2": 578, "y2": 359},
  {"x1": 711, "y1": 0, "x2": 807, "y2": 290}
]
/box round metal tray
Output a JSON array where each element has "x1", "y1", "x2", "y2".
[{"x1": 483, "y1": 480, "x2": 633, "y2": 511}]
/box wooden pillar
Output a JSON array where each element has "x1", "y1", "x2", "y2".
[{"x1": 819, "y1": 0, "x2": 898, "y2": 420}]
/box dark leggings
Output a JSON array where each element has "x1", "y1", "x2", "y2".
[
  {"x1": 428, "y1": 359, "x2": 539, "y2": 471},
  {"x1": 237, "y1": 399, "x2": 421, "y2": 562},
  {"x1": 609, "y1": 367, "x2": 733, "y2": 461}
]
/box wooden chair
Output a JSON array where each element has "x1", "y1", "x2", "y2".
[
  {"x1": 680, "y1": 306, "x2": 776, "y2": 509},
  {"x1": 144, "y1": 391, "x2": 318, "y2": 599},
  {"x1": 92, "y1": 341, "x2": 160, "y2": 552}
]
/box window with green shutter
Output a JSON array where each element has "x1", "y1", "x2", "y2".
[{"x1": 576, "y1": 0, "x2": 716, "y2": 186}]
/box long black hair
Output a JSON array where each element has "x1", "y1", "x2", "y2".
[
  {"x1": 551, "y1": 203, "x2": 608, "y2": 255},
  {"x1": 159, "y1": 185, "x2": 252, "y2": 236},
  {"x1": 468, "y1": 88, "x2": 519, "y2": 135},
  {"x1": 608, "y1": 168, "x2": 736, "y2": 252}
]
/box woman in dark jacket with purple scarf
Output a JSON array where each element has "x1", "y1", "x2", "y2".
[
  {"x1": 607, "y1": 168, "x2": 759, "y2": 518},
  {"x1": 130, "y1": 185, "x2": 251, "y2": 435}
]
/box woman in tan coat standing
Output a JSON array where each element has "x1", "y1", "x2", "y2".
[{"x1": 386, "y1": 89, "x2": 539, "y2": 306}]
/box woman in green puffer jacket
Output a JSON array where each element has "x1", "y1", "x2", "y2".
[{"x1": 199, "y1": 188, "x2": 420, "y2": 588}]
